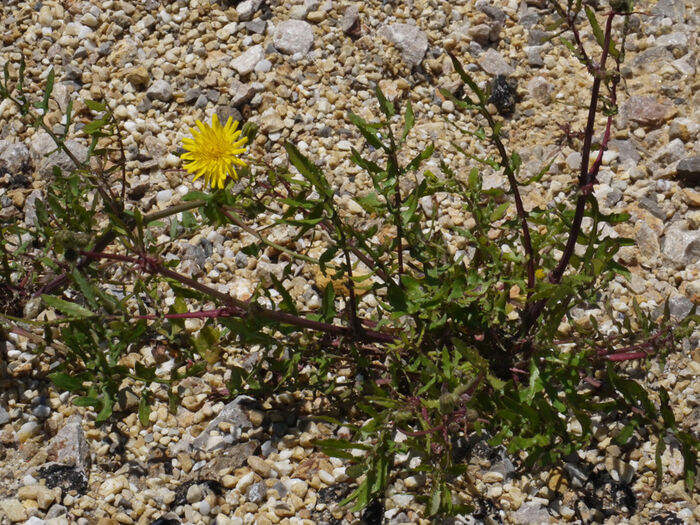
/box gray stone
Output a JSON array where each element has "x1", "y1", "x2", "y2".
[
  {"x1": 255, "y1": 59, "x2": 272, "y2": 73},
  {"x1": 191, "y1": 396, "x2": 255, "y2": 451},
  {"x1": 273, "y1": 20, "x2": 314, "y2": 56},
  {"x1": 196, "y1": 440, "x2": 259, "y2": 478},
  {"x1": 30, "y1": 132, "x2": 88, "y2": 177},
  {"x1": 477, "y1": 48, "x2": 515, "y2": 76},
  {"x1": 24, "y1": 190, "x2": 42, "y2": 227},
  {"x1": 468, "y1": 24, "x2": 492, "y2": 46},
  {"x1": 340, "y1": 5, "x2": 360, "y2": 35},
  {"x1": 0, "y1": 141, "x2": 30, "y2": 173},
  {"x1": 378, "y1": 23, "x2": 428, "y2": 67},
  {"x1": 527, "y1": 76, "x2": 552, "y2": 104},
  {"x1": 245, "y1": 19, "x2": 267, "y2": 34},
  {"x1": 183, "y1": 87, "x2": 201, "y2": 105},
  {"x1": 655, "y1": 32, "x2": 688, "y2": 55},
  {"x1": 476, "y1": 0, "x2": 506, "y2": 23},
  {"x1": 62, "y1": 64, "x2": 82, "y2": 82},
  {"x1": 635, "y1": 221, "x2": 660, "y2": 260},
  {"x1": 236, "y1": 0, "x2": 263, "y2": 21},
  {"x1": 230, "y1": 80, "x2": 257, "y2": 107},
  {"x1": 662, "y1": 225, "x2": 700, "y2": 265},
  {"x1": 676, "y1": 156, "x2": 700, "y2": 186},
  {"x1": 231, "y1": 45, "x2": 265, "y2": 76},
  {"x1": 44, "y1": 504, "x2": 67, "y2": 519},
  {"x1": 147, "y1": 79, "x2": 173, "y2": 102},
  {"x1": 525, "y1": 46, "x2": 544, "y2": 67},
  {"x1": 652, "y1": 0, "x2": 685, "y2": 22},
  {"x1": 0, "y1": 406, "x2": 9, "y2": 426},
  {"x1": 608, "y1": 139, "x2": 641, "y2": 164},
  {"x1": 621, "y1": 95, "x2": 672, "y2": 128},
  {"x1": 46, "y1": 415, "x2": 90, "y2": 473},
  {"x1": 654, "y1": 138, "x2": 686, "y2": 166},
  {"x1": 512, "y1": 501, "x2": 551, "y2": 524},
  {"x1": 666, "y1": 295, "x2": 694, "y2": 320}
]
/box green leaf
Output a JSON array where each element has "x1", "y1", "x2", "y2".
[
  {"x1": 135, "y1": 361, "x2": 156, "y2": 382},
  {"x1": 348, "y1": 113, "x2": 386, "y2": 151},
  {"x1": 585, "y1": 6, "x2": 619, "y2": 58},
  {"x1": 448, "y1": 52, "x2": 486, "y2": 105},
  {"x1": 85, "y1": 99, "x2": 108, "y2": 112},
  {"x1": 375, "y1": 85, "x2": 395, "y2": 118},
  {"x1": 406, "y1": 143, "x2": 434, "y2": 172},
  {"x1": 321, "y1": 283, "x2": 335, "y2": 322},
  {"x1": 96, "y1": 389, "x2": 113, "y2": 423},
  {"x1": 285, "y1": 142, "x2": 332, "y2": 199},
  {"x1": 139, "y1": 392, "x2": 151, "y2": 427},
  {"x1": 49, "y1": 372, "x2": 83, "y2": 392},
  {"x1": 490, "y1": 202, "x2": 509, "y2": 222},
  {"x1": 401, "y1": 101, "x2": 414, "y2": 143},
  {"x1": 73, "y1": 396, "x2": 100, "y2": 408},
  {"x1": 659, "y1": 388, "x2": 676, "y2": 430},
  {"x1": 39, "y1": 68, "x2": 55, "y2": 111},
  {"x1": 42, "y1": 295, "x2": 96, "y2": 318}
]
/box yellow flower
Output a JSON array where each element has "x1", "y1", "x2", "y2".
[
  {"x1": 181, "y1": 115, "x2": 248, "y2": 189},
  {"x1": 535, "y1": 268, "x2": 546, "y2": 280}
]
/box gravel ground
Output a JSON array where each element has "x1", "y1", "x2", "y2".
[{"x1": 1, "y1": 0, "x2": 699, "y2": 524}]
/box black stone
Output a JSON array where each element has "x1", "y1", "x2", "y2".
[
  {"x1": 489, "y1": 75, "x2": 518, "y2": 115},
  {"x1": 36, "y1": 464, "x2": 88, "y2": 495},
  {"x1": 362, "y1": 499, "x2": 384, "y2": 525}
]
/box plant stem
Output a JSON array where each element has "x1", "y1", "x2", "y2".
[
  {"x1": 80, "y1": 251, "x2": 395, "y2": 344},
  {"x1": 523, "y1": 9, "x2": 619, "y2": 334}
]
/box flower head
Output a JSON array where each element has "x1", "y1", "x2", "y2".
[{"x1": 181, "y1": 115, "x2": 248, "y2": 189}]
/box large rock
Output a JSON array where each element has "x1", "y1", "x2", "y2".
[
  {"x1": 273, "y1": 20, "x2": 314, "y2": 56},
  {"x1": 378, "y1": 23, "x2": 428, "y2": 67}
]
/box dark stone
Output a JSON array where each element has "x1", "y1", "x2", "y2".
[
  {"x1": 317, "y1": 483, "x2": 351, "y2": 504},
  {"x1": 362, "y1": 499, "x2": 384, "y2": 525},
  {"x1": 150, "y1": 513, "x2": 181, "y2": 525},
  {"x1": 172, "y1": 479, "x2": 223, "y2": 508},
  {"x1": 676, "y1": 156, "x2": 700, "y2": 186},
  {"x1": 36, "y1": 464, "x2": 88, "y2": 495},
  {"x1": 489, "y1": 75, "x2": 518, "y2": 114}
]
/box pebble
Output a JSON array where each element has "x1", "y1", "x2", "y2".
[
  {"x1": 147, "y1": 80, "x2": 173, "y2": 102},
  {"x1": 17, "y1": 421, "x2": 40, "y2": 443},
  {"x1": 231, "y1": 45, "x2": 265, "y2": 76},
  {"x1": 273, "y1": 20, "x2": 314, "y2": 56}
]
